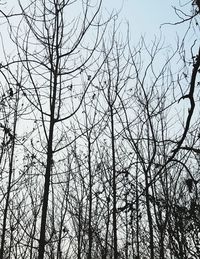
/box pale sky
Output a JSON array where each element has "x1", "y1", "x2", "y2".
[
  {"x1": 105, "y1": 0, "x2": 188, "y2": 45},
  {"x1": 2, "y1": 0, "x2": 193, "y2": 56},
  {"x1": 6, "y1": 1, "x2": 188, "y2": 45}
]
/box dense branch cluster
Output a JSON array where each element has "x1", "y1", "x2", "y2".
[{"x1": 0, "y1": 0, "x2": 199, "y2": 259}]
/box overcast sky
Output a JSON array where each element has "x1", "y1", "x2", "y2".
[
  {"x1": 6, "y1": 1, "x2": 187, "y2": 44},
  {"x1": 105, "y1": 0, "x2": 188, "y2": 45},
  {"x1": 2, "y1": 0, "x2": 192, "y2": 56}
]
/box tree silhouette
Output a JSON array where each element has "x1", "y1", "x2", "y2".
[{"x1": 0, "y1": 1, "x2": 199, "y2": 259}]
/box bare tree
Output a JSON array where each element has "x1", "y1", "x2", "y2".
[
  {"x1": 0, "y1": 1, "x2": 199, "y2": 259},
  {"x1": 3, "y1": 0, "x2": 116, "y2": 258}
]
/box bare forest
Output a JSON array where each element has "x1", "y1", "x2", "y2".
[{"x1": 0, "y1": 0, "x2": 200, "y2": 258}]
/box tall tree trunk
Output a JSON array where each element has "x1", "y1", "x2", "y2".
[
  {"x1": 145, "y1": 174, "x2": 154, "y2": 259},
  {"x1": 110, "y1": 106, "x2": 118, "y2": 259},
  {"x1": 38, "y1": 68, "x2": 57, "y2": 258},
  {"x1": 87, "y1": 139, "x2": 93, "y2": 259},
  {"x1": 38, "y1": 120, "x2": 54, "y2": 259},
  {"x1": 0, "y1": 97, "x2": 18, "y2": 259},
  {"x1": 135, "y1": 163, "x2": 140, "y2": 259}
]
